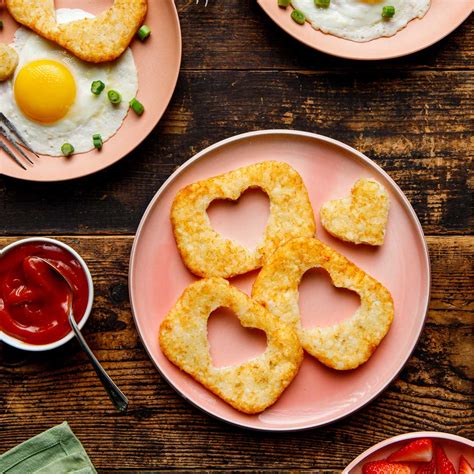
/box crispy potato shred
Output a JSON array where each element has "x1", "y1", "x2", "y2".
[
  {"x1": 252, "y1": 237, "x2": 394, "y2": 370},
  {"x1": 170, "y1": 161, "x2": 316, "y2": 278},
  {"x1": 159, "y1": 278, "x2": 303, "y2": 414},
  {"x1": 320, "y1": 178, "x2": 390, "y2": 246},
  {"x1": 5, "y1": 0, "x2": 147, "y2": 63}
]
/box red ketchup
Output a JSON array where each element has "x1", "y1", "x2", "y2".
[{"x1": 0, "y1": 242, "x2": 89, "y2": 345}]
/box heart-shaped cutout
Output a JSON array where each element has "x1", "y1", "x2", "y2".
[
  {"x1": 252, "y1": 237, "x2": 394, "y2": 370},
  {"x1": 207, "y1": 188, "x2": 270, "y2": 253},
  {"x1": 320, "y1": 178, "x2": 390, "y2": 246},
  {"x1": 159, "y1": 278, "x2": 303, "y2": 414},
  {"x1": 298, "y1": 268, "x2": 361, "y2": 330},
  {"x1": 171, "y1": 161, "x2": 315, "y2": 278},
  {"x1": 5, "y1": 0, "x2": 147, "y2": 63},
  {"x1": 207, "y1": 307, "x2": 267, "y2": 368}
]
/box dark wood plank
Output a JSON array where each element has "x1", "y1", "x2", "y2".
[
  {"x1": 176, "y1": 0, "x2": 473, "y2": 71},
  {"x1": 1, "y1": 70, "x2": 472, "y2": 235},
  {"x1": 1, "y1": 235, "x2": 472, "y2": 471}
]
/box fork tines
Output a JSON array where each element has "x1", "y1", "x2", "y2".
[{"x1": 0, "y1": 113, "x2": 38, "y2": 170}]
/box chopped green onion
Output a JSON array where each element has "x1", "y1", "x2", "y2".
[
  {"x1": 91, "y1": 80, "x2": 105, "y2": 95},
  {"x1": 92, "y1": 134, "x2": 103, "y2": 150},
  {"x1": 278, "y1": 0, "x2": 291, "y2": 7},
  {"x1": 108, "y1": 89, "x2": 122, "y2": 105},
  {"x1": 315, "y1": 0, "x2": 330, "y2": 7},
  {"x1": 291, "y1": 9, "x2": 306, "y2": 25},
  {"x1": 129, "y1": 98, "x2": 145, "y2": 116},
  {"x1": 382, "y1": 5, "x2": 395, "y2": 19},
  {"x1": 137, "y1": 25, "x2": 151, "y2": 41},
  {"x1": 61, "y1": 143, "x2": 74, "y2": 157}
]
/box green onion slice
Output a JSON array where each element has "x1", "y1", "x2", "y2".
[
  {"x1": 315, "y1": 0, "x2": 330, "y2": 7},
  {"x1": 108, "y1": 90, "x2": 122, "y2": 105},
  {"x1": 61, "y1": 143, "x2": 74, "y2": 157},
  {"x1": 129, "y1": 98, "x2": 145, "y2": 116},
  {"x1": 137, "y1": 25, "x2": 151, "y2": 41},
  {"x1": 291, "y1": 9, "x2": 306, "y2": 25},
  {"x1": 92, "y1": 134, "x2": 103, "y2": 150},
  {"x1": 382, "y1": 5, "x2": 395, "y2": 18},
  {"x1": 91, "y1": 80, "x2": 105, "y2": 95}
]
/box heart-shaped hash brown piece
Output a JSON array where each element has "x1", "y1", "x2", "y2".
[
  {"x1": 6, "y1": 0, "x2": 147, "y2": 63},
  {"x1": 252, "y1": 237, "x2": 394, "y2": 370},
  {"x1": 170, "y1": 161, "x2": 316, "y2": 278},
  {"x1": 0, "y1": 44, "x2": 19, "y2": 81},
  {"x1": 320, "y1": 178, "x2": 390, "y2": 246},
  {"x1": 159, "y1": 278, "x2": 303, "y2": 414},
  {"x1": 5, "y1": 0, "x2": 57, "y2": 37}
]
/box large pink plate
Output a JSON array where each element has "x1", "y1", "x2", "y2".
[
  {"x1": 129, "y1": 130, "x2": 431, "y2": 431},
  {"x1": 1, "y1": 0, "x2": 181, "y2": 181},
  {"x1": 257, "y1": 0, "x2": 472, "y2": 60}
]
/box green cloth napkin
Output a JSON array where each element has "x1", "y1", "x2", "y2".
[{"x1": 0, "y1": 422, "x2": 96, "y2": 474}]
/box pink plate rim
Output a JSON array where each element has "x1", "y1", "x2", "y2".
[
  {"x1": 129, "y1": 129, "x2": 431, "y2": 431},
  {"x1": 343, "y1": 431, "x2": 474, "y2": 472},
  {"x1": 257, "y1": 0, "x2": 472, "y2": 60},
  {"x1": 1, "y1": 0, "x2": 182, "y2": 182}
]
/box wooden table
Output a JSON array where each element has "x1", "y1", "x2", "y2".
[{"x1": 1, "y1": 1, "x2": 472, "y2": 471}]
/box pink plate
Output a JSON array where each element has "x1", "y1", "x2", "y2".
[
  {"x1": 0, "y1": 0, "x2": 181, "y2": 181},
  {"x1": 257, "y1": 0, "x2": 472, "y2": 60},
  {"x1": 344, "y1": 431, "x2": 473, "y2": 473},
  {"x1": 129, "y1": 130, "x2": 431, "y2": 431}
]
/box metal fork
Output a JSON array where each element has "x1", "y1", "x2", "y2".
[{"x1": 0, "y1": 113, "x2": 38, "y2": 170}]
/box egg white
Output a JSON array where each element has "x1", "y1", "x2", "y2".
[
  {"x1": 291, "y1": 0, "x2": 431, "y2": 42},
  {"x1": 0, "y1": 9, "x2": 138, "y2": 156}
]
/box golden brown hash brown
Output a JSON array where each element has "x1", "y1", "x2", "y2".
[
  {"x1": 6, "y1": 0, "x2": 147, "y2": 63},
  {"x1": 320, "y1": 178, "x2": 390, "y2": 246},
  {"x1": 0, "y1": 44, "x2": 19, "y2": 81},
  {"x1": 252, "y1": 237, "x2": 394, "y2": 370},
  {"x1": 159, "y1": 278, "x2": 304, "y2": 414},
  {"x1": 170, "y1": 161, "x2": 316, "y2": 278}
]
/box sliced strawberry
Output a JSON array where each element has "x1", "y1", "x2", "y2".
[
  {"x1": 415, "y1": 459, "x2": 436, "y2": 474},
  {"x1": 362, "y1": 460, "x2": 411, "y2": 474},
  {"x1": 459, "y1": 455, "x2": 473, "y2": 474},
  {"x1": 388, "y1": 438, "x2": 434, "y2": 463},
  {"x1": 435, "y1": 445, "x2": 456, "y2": 474}
]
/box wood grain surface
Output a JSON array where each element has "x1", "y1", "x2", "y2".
[
  {"x1": 0, "y1": 236, "x2": 472, "y2": 471},
  {"x1": 1, "y1": 0, "x2": 473, "y2": 472}
]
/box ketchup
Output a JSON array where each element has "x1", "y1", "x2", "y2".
[{"x1": 0, "y1": 242, "x2": 89, "y2": 345}]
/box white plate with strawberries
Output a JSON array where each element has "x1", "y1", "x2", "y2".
[{"x1": 344, "y1": 432, "x2": 473, "y2": 474}]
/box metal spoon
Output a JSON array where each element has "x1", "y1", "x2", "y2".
[{"x1": 36, "y1": 257, "x2": 128, "y2": 412}]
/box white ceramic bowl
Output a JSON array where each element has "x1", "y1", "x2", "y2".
[
  {"x1": 0, "y1": 237, "x2": 94, "y2": 351},
  {"x1": 344, "y1": 431, "x2": 474, "y2": 473}
]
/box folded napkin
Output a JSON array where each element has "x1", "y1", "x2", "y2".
[{"x1": 0, "y1": 422, "x2": 96, "y2": 474}]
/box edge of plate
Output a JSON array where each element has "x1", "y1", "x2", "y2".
[
  {"x1": 343, "y1": 431, "x2": 474, "y2": 473},
  {"x1": 129, "y1": 129, "x2": 431, "y2": 432},
  {"x1": 2, "y1": 0, "x2": 182, "y2": 182},
  {"x1": 256, "y1": 0, "x2": 472, "y2": 60}
]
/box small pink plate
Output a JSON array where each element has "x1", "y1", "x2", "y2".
[
  {"x1": 129, "y1": 130, "x2": 430, "y2": 431},
  {"x1": 344, "y1": 431, "x2": 474, "y2": 473},
  {"x1": 1, "y1": 0, "x2": 181, "y2": 181},
  {"x1": 257, "y1": 0, "x2": 472, "y2": 60}
]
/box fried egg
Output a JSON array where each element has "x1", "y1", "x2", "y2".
[
  {"x1": 291, "y1": 0, "x2": 430, "y2": 42},
  {"x1": 0, "y1": 9, "x2": 138, "y2": 156}
]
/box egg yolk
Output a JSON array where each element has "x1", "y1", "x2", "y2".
[{"x1": 14, "y1": 59, "x2": 76, "y2": 124}]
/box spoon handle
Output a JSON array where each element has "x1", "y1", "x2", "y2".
[{"x1": 69, "y1": 312, "x2": 129, "y2": 412}]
